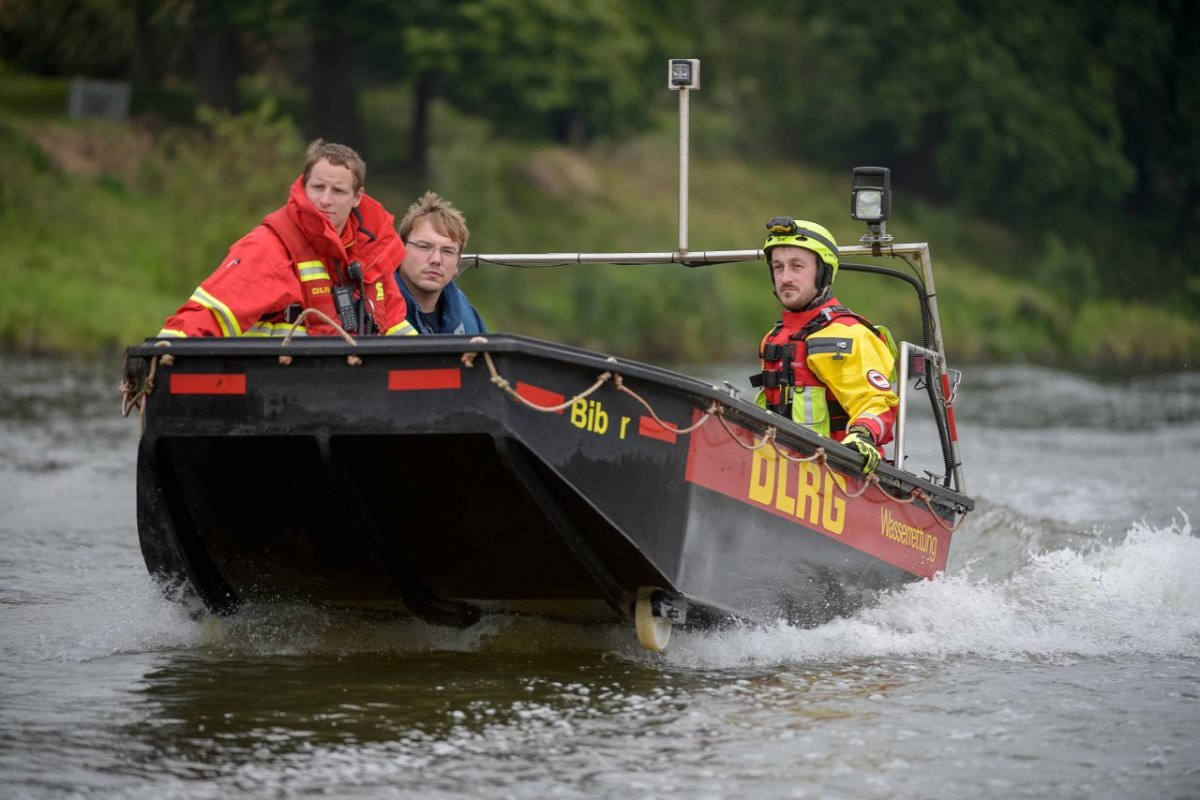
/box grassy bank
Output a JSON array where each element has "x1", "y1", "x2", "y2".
[{"x1": 2, "y1": 92, "x2": 1197, "y2": 369}]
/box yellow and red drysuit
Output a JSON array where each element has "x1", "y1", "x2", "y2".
[
  {"x1": 158, "y1": 176, "x2": 416, "y2": 338},
  {"x1": 752, "y1": 296, "x2": 898, "y2": 448}
]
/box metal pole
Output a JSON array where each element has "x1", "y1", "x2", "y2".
[
  {"x1": 896, "y1": 341, "x2": 911, "y2": 472},
  {"x1": 667, "y1": 58, "x2": 699, "y2": 254},
  {"x1": 678, "y1": 87, "x2": 690, "y2": 255},
  {"x1": 914, "y1": 244, "x2": 966, "y2": 494},
  {"x1": 894, "y1": 340, "x2": 942, "y2": 477}
]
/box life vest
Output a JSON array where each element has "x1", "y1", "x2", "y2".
[
  {"x1": 750, "y1": 301, "x2": 897, "y2": 438},
  {"x1": 262, "y1": 207, "x2": 378, "y2": 336}
]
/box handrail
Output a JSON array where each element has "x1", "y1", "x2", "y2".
[
  {"x1": 460, "y1": 242, "x2": 937, "y2": 269},
  {"x1": 895, "y1": 341, "x2": 942, "y2": 481}
]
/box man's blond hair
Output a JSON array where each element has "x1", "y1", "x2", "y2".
[
  {"x1": 303, "y1": 139, "x2": 366, "y2": 192},
  {"x1": 398, "y1": 191, "x2": 469, "y2": 250}
]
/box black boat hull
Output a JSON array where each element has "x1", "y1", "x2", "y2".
[{"x1": 128, "y1": 334, "x2": 971, "y2": 636}]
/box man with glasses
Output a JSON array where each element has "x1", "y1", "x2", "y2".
[{"x1": 395, "y1": 191, "x2": 486, "y2": 335}]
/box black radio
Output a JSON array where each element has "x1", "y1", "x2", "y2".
[{"x1": 332, "y1": 283, "x2": 358, "y2": 333}]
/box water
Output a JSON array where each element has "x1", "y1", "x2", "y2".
[{"x1": 1, "y1": 356, "x2": 1198, "y2": 799}]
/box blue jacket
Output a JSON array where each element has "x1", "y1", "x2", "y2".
[{"x1": 395, "y1": 275, "x2": 486, "y2": 335}]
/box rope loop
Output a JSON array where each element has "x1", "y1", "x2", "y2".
[
  {"x1": 612, "y1": 374, "x2": 717, "y2": 435},
  {"x1": 478, "y1": 351, "x2": 611, "y2": 413},
  {"x1": 913, "y1": 489, "x2": 967, "y2": 532},
  {"x1": 772, "y1": 437, "x2": 826, "y2": 464},
  {"x1": 119, "y1": 342, "x2": 175, "y2": 433},
  {"x1": 460, "y1": 336, "x2": 490, "y2": 368},
  {"x1": 283, "y1": 308, "x2": 356, "y2": 346},
  {"x1": 716, "y1": 416, "x2": 777, "y2": 452},
  {"x1": 120, "y1": 342, "x2": 171, "y2": 418},
  {"x1": 840, "y1": 472, "x2": 878, "y2": 498}
]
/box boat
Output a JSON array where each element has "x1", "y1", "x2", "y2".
[
  {"x1": 121, "y1": 234, "x2": 970, "y2": 652},
  {"x1": 120, "y1": 63, "x2": 972, "y2": 651}
]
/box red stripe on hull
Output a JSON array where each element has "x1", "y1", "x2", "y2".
[
  {"x1": 684, "y1": 410, "x2": 950, "y2": 578},
  {"x1": 638, "y1": 416, "x2": 678, "y2": 444},
  {"x1": 388, "y1": 368, "x2": 462, "y2": 391},
  {"x1": 515, "y1": 382, "x2": 565, "y2": 413},
  {"x1": 170, "y1": 373, "x2": 246, "y2": 395}
]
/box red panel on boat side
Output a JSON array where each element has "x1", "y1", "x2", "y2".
[
  {"x1": 515, "y1": 382, "x2": 566, "y2": 413},
  {"x1": 169, "y1": 373, "x2": 246, "y2": 395},
  {"x1": 388, "y1": 368, "x2": 462, "y2": 391},
  {"x1": 683, "y1": 411, "x2": 951, "y2": 579},
  {"x1": 638, "y1": 416, "x2": 678, "y2": 444}
]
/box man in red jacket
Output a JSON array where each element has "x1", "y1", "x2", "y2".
[{"x1": 158, "y1": 139, "x2": 417, "y2": 338}]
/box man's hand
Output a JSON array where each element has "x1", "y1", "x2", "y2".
[{"x1": 841, "y1": 425, "x2": 880, "y2": 474}]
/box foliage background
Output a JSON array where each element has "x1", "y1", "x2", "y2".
[{"x1": 0, "y1": 0, "x2": 1196, "y2": 367}]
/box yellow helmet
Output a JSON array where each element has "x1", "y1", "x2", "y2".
[{"x1": 762, "y1": 217, "x2": 840, "y2": 289}]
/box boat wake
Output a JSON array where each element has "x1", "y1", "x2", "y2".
[
  {"x1": 16, "y1": 514, "x2": 1195, "y2": 669},
  {"x1": 664, "y1": 511, "x2": 1199, "y2": 668}
]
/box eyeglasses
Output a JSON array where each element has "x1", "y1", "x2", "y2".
[{"x1": 408, "y1": 240, "x2": 460, "y2": 260}]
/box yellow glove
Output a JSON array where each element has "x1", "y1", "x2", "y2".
[{"x1": 841, "y1": 425, "x2": 881, "y2": 474}]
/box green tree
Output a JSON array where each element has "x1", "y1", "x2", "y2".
[
  {"x1": 449, "y1": 0, "x2": 656, "y2": 144},
  {"x1": 682, "y1": 0, "x2": 1192, "y2": 303},
  {"x1": 1086, "y1": 0, "x2": 1199, "y2": 303},
  {"x1": 354, "y1": 0, "x2": 464, "y2": 180},
  {"x1": 0, "y1": 0, "x2": 136, "y2": 78},
  {"x1": 353, "y1": 0, "x2": 662, "y2": 176},
  {"x1": 696, "y1": 0, "x2": 1135, "y2": 220}
]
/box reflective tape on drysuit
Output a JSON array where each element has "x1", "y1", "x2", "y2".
[
  {"x1": 754, "y1": 385, "x2": 832, "y2": 437},
  {"x1": 190, "y1": 286, "x2": 242, "y2": 337},
  {"x1": 385, "y1": 319, "x2": 419, "y2": 336},
  {"x1": 296, "y1": 261, "x2": 330, "y2": 282},
  {"x1": 244, "y1": 320, "x2": 306, "y2": 337}
]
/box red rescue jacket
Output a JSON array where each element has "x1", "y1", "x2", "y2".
[{"x1": 158, "y1": 176, "x2": 415, "y2": 338}]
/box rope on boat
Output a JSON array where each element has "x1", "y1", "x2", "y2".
[
  {"x1": 846, "y1": 477, "x2": 965, "y2": 531},
  {"x1": 119, "y1": 340, "x2": 173, "y2": 433},
  {"x1": 282, "y1": 308, "x2": 355, "y2": 346},
  {"x1": 117, "y1": 331, "x2": 965, "y2": 532},
  {"x1": 612, "y1": 374, "x2": 718, "y2": 435},
  {"x1": 118, "y1": 310, "x2": 356, "y2": 421},
  {"x1": 465, "y1": 348, "x2": 614, "y2": 413},
  {"x1": 838, "y1": 473, "x2": 877, "y2": 499},
  {"x1": 461, "y1": 342, "x2": 968, "y2": 530},
  {"x1": 120, "y1": 351, "x2": 155, "y2": 417},
  {"x1": 915, "y1": 491, "x2": 966, "y2": 532},
  {"x1": 119, "y1": 341, "x2": 172, "y2": 411},
  {"x1": 280, "y1": 308, "x2": 362, "y2": 365},
  {"x1": 716, "y1": 415, "x2": 775, "y2": 451},
  {"x1": 461, "y1": 342, "x2": 719, "y2": 430}
]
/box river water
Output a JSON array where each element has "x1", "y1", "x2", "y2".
[{"x1": 1, "y1": 356, "x2": 1197, "y2": 799}]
